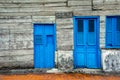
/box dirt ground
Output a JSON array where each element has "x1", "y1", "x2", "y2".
[{"x1": 0, "y1": 73, "x2": 119, "y2": 80}]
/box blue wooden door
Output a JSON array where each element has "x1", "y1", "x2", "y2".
[
  {"x1": 74, "y1": 17, "x2": 100, "y2": 68},
  {"x1": 34, "y1": 24, "x2": 56, "y2": 68}
]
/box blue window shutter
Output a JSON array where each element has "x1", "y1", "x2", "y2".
[
  {"x1": 115, "y1": 18, "x2": 120, "y2": 47},
  {"x1": 106, "y1": 18, "x2": 113, "y2": 47},
  {"x1": 106, "y1": 16, "x2": 120, "y2": 48}
]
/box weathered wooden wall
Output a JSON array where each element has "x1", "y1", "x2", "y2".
[{"x1": 0, "y1": 0, "x2": 120, "y2": 70}]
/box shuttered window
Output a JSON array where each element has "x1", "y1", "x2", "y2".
[{"x1": 106, "y1": 16, "x2": 120, "y2": 48}]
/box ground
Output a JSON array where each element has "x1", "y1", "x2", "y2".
[{"x1": 0, "y1": 73, "x2": 119, "y2": 80}]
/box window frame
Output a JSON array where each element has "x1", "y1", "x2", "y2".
[{"x1": 106, "y1": 16, "x2": 120, "y2": 48}]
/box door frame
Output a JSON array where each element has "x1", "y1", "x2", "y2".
[
  {"x1": 33, "y1": 23, "x2": 56, "y2": 68},
  {"x1": 73, "y1": 16, "x2": 101, "y2": 68}
]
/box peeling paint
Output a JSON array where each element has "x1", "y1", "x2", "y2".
[{"x1": 102, "y1": 49, "x2": 120, "y2": 72}]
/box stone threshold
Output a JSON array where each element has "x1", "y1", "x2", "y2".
[{"x1": 0, "y1": 68, "x2": 119, "y2": 75}]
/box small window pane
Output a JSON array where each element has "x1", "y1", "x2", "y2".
[
  {"x1": 78, "y1": 20, "x2": 83, "y2": 32},
  {"x1": 89, "y1": 20, "x2": 94, "y2": 32},
  {"x1": 35, "y1": 35, "x2": 42, "y2": 44},
  {"x1": 117, "y1": 18, "x2": 120, "y2": 31}
]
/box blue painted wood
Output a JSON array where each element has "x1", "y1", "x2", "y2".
[
  {"x1": 106, "y1": 16, "x2": 120, "y2": 48},
  {"x1": 74, "y1": 16, "x2": 100, "y2": 68},
  {"x1": 34, "y1": 24, "x2": 56, "y2": 68}
]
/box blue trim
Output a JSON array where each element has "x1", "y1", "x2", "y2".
[
  {"x1": 105, "y1": 16, "x2": 107, "y2": 48},
  {"x1": 54, "y1": 24, "x2": 57, "y2": 51},
  {"x1": 73, "y1": 16, "x2": 76, "y2": 68},
  {"x1": 96, "y1": 16, "x2": 101, "y2": 68}
]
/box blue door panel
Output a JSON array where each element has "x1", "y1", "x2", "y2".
[
  {"x1": 87, "y1": 46, "x2": 97, "y2": 49},
  {"x1": 34, "y1": 24, "x2": 44, "y2": 35},
  {"x1": 87, "y1": 33, "x2": 96, "y2": 45},
  {"x1": 45, "y1": 25, "x2": 54, "y2": 35},
  {"x1": 34, "y1": 24, "x2": 55, "y2": 68},
  {"x1": 77, "y1": 32, "x2": 84, "y2": 45},
  {"x1": 74, "y1": 16, "x2": 100, "y2": 68},
  {"x1": 45, "y1": 35, "x2": 54, "y2": 68},
  {"x1": 87, "y1": 53, "x2": 97, "y2": 68},
  {"x1": 35, "y1": 45, "x2": 44, "y2": 68},
  {"x1": 75, "y1": 52, "x2": 85, "y2": 68}
]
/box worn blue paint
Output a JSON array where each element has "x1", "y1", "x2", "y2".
[
  {"x1": 73, "y1": 16, "x2": 101, "y2": 68},
  {"x1": 106, "y1": 16, "x2": 120, "y2": 48},
  {"x1": 34, "y1": 23, "x2": 56, "y2": 68}
]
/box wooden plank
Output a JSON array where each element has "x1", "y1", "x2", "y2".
[
  {"x1": 93, "y1": 0, "x2": 103, "y2": 5},
  {"x1": 93, "y1": 4, "x2": 120, "y2": 10},
  {"x1": 0, "y1": 3, "x2": 66, "y2": 8},
  {"x1": 71, "y1": 6, "x2": 92, "y2": 11},
  {"x1": 0, "y1": 3, "x2": 43, "y2": 8},
  {"x1": 0, "y1": 7, "x2": 72, "y2": 12},
  {"x1": 0, "y1": 23, "x2": 32, "y2": 29},
  {"x1": 0, "y1": 50, "x2": 33, "y2": 57},
  {"x1": 0, "y1": 0, "x2": 67, "y2": 3},
  {"x1": 56, "y1": 18, "x2": 73, "y2": 24},
  {"x1": 93, "y1": 0, "x2": 120, "y2": 5},
  {"x1": 57, "y1": 29, "x2": 73, "y2": 47},
  {"x1": 74, "y1": 10, "x2": 120, "y2": 16},
  {"x1": 0, "y1": 18, "x2": 32, "y2": 23},
  {"x1": 44, "y1": 3, "x2": 66, "y2": 7},
  {"x1": 0, "y1": 16, "x2": 31, "y2": 19},
  {"x1": 32, "y1": 16, "x2": 55, "y2": 23},
  {"x1": 0, "y1": 12, "x2": 55, "y2": 16},
  {"x1": 57, "y1": 24, "x2": 73, "y2": 29},
  {"x1": 0, "y1": 60, "x2": 33, "y2": 68},
  {"x1": 0, "y1": 54, "x2": 33, "y2": 62},
  {"x1": 68, "y1": 1, "x2": 91, "y2": 6}
]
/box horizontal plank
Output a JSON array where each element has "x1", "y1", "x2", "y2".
[
  {"x1": 0, "y1": 54, "x2": 33, "y2": 62},
  {"x1": 0, "y1": 3, "x2": 43, "y2": 8},
  {"x1": 32, "y1": 16, "x2": 55, "y2": 23},
  {"x1": 0, "y1": 6, "x2": 91, "y2": 13},
  {"x1": 0, "y1": 19, "x2": 32, "y2": 23},
  {"x1": 0, "y1": 41, "x2": 33, "y2": 50},
  {"x1": 56, "y1": 18, "x2": 73, "y2": 24},
  {"x1": 68, "y1": 1, "x2": 91, "y2": 6},
  {"x1": 57, "y1": 45, "x2": 73, "y2": 50},
  {"x1": 44, "y1": 3, "x2": 66, "y2": 7},
  {"x1": 57, "y1": 24, "x2": 73, "y2": 29},
  {"x1": 0, "y1": 23, "x2": 32, "y2": 29},
  {"x1": 93, "y1": 4, "x2": 120, "y2": 10},
  {"x1": 0, "y1": 0, "x2": 67, "y2": 3},
  {"x1": 57, "y1": 29, "x2": 73, "y2": 46},
  {"x1": 71, "y1": 6, "x2": 92, "y2": 11},
  {"x1": 0, "y1": 3, "x2": 66, "y2": 8},
  {"x1": 32, "y1": 16, "x2": 55, "y2": 19},
  {"x1": 0, "y1": 60, "x2": 33, "y2": 68},
  {"x1": 93, "y1": 0, "x2": 120, "y2": 5},
  {"x1": 74, "y1": 10, "x2": 120, "y2": 16},
  {"x1": 0, "y1": 7, "x2": 72, "y2": 12},
  {"x1": 0, "y1": 16, "x2": 31, "y2": 19},
  {"x1": 0, "y1": 50, "x2": 33, "y2": 56},
  {"x1": 0, "y1": 12, "x2": 55, "y2": 16}
]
